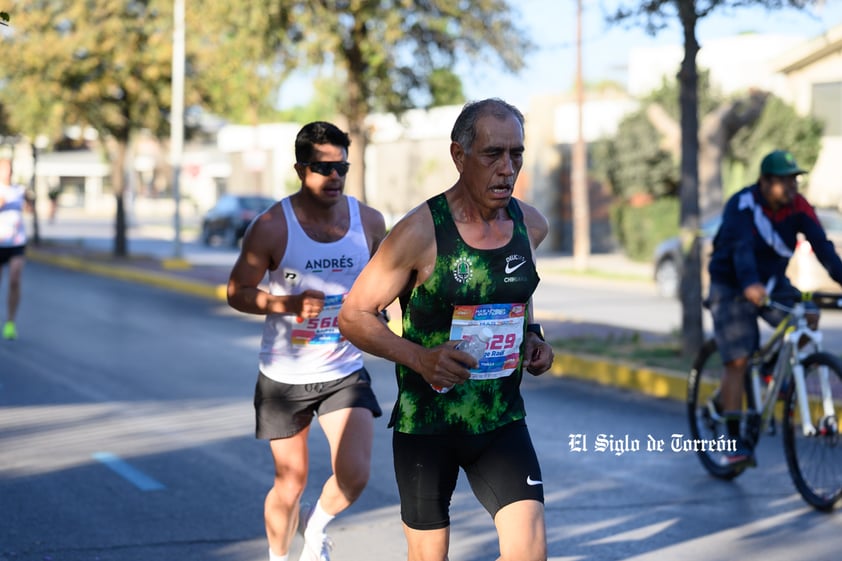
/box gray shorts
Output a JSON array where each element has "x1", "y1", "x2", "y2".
[
  {"x1": 254, "y1": 368, "x2": 382, "y2": 439},
  {"x1": 707, "y1": 281, "x2": 800, "y2": 363}
]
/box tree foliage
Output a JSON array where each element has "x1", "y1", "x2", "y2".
[
  {"x1": 595, "y1": 76, "x2": 821, "y2": 261},
  {"x1": 186, "y1": 2, "x2": 290, "y2": 124},
  {"x1": 268, "y1": 0, "x2": 532, "y2": 200},
  {"x1": 427, "y1": 68, "x2": 466, "y2": 108},
  {"x1": 277, "y1": 76, "x2": 345, "y2": 125},
  {"x1": 593, "y1": 69, "x2": 717, "y2": 201},
  {"x1": 610, "y1": 0, "x2": 821, "y2": 32},
  {"x1": 726, "y1": 95, "x2": 824, "y2": 195},
  {"x1": 644, "y1": 67, "x2": 720, "y2": 121},
  {"x1": 0, "y1": 0, "x2": 284, "y2": 256},
  {"x1": 592, "y1": 112, "x2": 680, "y2": 200}
]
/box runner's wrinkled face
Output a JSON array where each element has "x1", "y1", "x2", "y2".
[{"x1": 457, "y1": 113, "x2": 524, "y2": 209}]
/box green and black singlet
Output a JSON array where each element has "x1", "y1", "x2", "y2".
[{"x1": 391, "y1": 193, "x2": 540, "y2": 435}]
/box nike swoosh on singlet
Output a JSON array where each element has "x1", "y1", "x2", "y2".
[
  {"x1": 505, "y1": 260, "x2": 527, "y2": 274},
  {"x1": 526, "y1": 476, "x2": 543, "y2": 486}
]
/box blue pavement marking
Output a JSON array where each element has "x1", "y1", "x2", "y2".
[{"x1": 92, "y1": 452, "x2": 166, "y2": 491}]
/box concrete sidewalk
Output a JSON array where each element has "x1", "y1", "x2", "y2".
[{"x1": 26, "y1": 236, "x2": 686, "y2": 403}]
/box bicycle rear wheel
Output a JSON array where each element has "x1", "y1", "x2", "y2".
[
  {"x1": 687, "y1": 338, "x2": 744, "y2": 480},
  {"x1": 782, "y1": 351, "x2": 842, "y2": 511}
]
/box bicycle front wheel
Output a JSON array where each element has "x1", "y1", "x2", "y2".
[
  {"x1": 687, "y1": 338, "x2": 743, "y2": 480},
  {"x1": 782, "y1": 351, "x2": 842, "y2": 511}
]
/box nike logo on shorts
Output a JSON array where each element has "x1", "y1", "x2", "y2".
[{"x1": 526, "y1": 476, "x2": 543, "y2": 486}]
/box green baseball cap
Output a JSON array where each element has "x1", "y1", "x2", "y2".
[{"x1": 760, "y1": 150, "x2": 807, "y2": 176}]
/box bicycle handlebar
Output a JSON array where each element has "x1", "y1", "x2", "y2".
[
  {"x1": 758, "y1": 276, "x2": 842, "y2": 310},
  {"x1": 804, "y1": 291, "x2": 842, "y2": 310},
  {"x1": 762, "y1": 291, "x2": 842, "y2": 313}
]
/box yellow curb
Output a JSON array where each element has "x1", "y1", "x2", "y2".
[
  {"x1": 161, "y1": 258, "x2": 192, "y2": 270},
  {"x1": 550, "y1": 350, "x2": 686, "y2": 401},
  {"x1": 29, "y1": 250, "x2": 228, "y2": 302}
]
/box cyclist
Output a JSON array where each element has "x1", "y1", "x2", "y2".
[{"x1": 706, "y1": 149, "x2": 842, "y2": 468}]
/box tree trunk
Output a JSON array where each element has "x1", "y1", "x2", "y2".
[
  {"x1": 343, "y1": 26, "x2": 369, "y2": 203},
  {"x1": 109, "y1": 140, "x2": 129, "y2": 257},
  {"x1": 646, "y1": 91, "x2": 769, "y2": 221},
  {"x1": 346, "y1": 125, "x2": 366, "y2": 203},
  {"x1": 29, "y1": 143, "x2": 41, "y2": 246},
  {"x1": 698, "y1": 91, "x2": 768, "y2": 218},
  {"x1": 677, "y1": 2, "x2": 703, "y2": 358}
]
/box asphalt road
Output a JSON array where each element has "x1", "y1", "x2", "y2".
[{"x1": 2, "y1": 263, "x2": 842, "y2": 561}]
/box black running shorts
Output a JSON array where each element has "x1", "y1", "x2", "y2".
[
  {"x1": 392, "y1": 419, "x2": 544, "y2": 530},
  {"x1": 254, "y1": 368, "x2": 382, "y2": 440},
  {"x1": 0, "y1": 245, "x2": 25, "y2": 266}
]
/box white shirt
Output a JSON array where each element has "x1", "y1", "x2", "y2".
[
  {"x1": 258, "y1": 196, "x2": 369, "y2": 384},
  {"x1": 0, "y1": 183, "x2": 27, "y2": 248}
]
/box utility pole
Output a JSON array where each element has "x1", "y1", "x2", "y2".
[
  {"x1": 571, "y1": 0, "x2": 590, "y2": 271},
  {"x1": 170, "y1": 0, "x2": 185, "y2": 259}
]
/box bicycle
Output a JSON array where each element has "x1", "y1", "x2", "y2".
[{"x1": 686, "y1": 290, "x2": 842, "y2": 511}]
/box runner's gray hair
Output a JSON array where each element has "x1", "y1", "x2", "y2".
[{"x1": 450, "y1": 98, "x2": 525, "y2": 154}]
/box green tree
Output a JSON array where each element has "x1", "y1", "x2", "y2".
[
  {"x1": 645, "y1": 68, "x2": 721, "y2": 120},
  {"x1": 0, "y1": 1, "x2": 283, "y2": 257},
  {"x1": 596, "y1": 68, "x2": 774, "y2": 206},
  {"x1": 427, "y1": 68, "x2": 466, "y2": 108},
  {"x1": 610, "y1": 0, "x2": 824, "y2": 357},
  {"x1": 278, "y1": 76, "x2": 344, "y2": 124},
  {"x1": 726, "y1": 95, "x2": 824, "y2": 196},
  {"x1": 187, "y1": 2, "x2": 290, "y2": 125},
  {"x1": 594, "y1": 84, "x2": 820, "y2": 264},
  {"x1": 593, "y1": 110, "x2": 680, "y2": 200},
  {"x1": 270, "y1": 0, "x2": 532, "y2": 201},
  {"x1": 0, "y1": 103, "x2": 12, "y2": 138},
  {"x1": 593, "y1": 69, "x2": 720, "y2": 203}
]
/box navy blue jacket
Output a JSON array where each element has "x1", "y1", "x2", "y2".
[{"x1": 708, "y1": 183, "x2": 842, "y2": 291}]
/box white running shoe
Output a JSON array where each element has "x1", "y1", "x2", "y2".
[
  {"x1": 297, "y1": 503, "x2": 333, "y2": 561},
  {"x1": 298, "y1": 533, "x2": 333, "y2": 561}
]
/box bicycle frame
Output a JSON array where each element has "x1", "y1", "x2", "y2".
[
  {"x1": 749, "y1": 300, "x2": 831, "y2": 437},
  {"x1": 689, "y1": 290, "x2": 842, "y2": 509}
]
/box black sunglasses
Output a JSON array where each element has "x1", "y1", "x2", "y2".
[{"x1": 299, "y1": 161, "x2": 350, "y2": 177}]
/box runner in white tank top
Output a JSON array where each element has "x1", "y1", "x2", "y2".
[
  {"x1": 258, "y1": 196, "x2": 368, "y2": 384},
  {"x1": 0, "y1": 158, "x2": 28, "y2": 340},
  {"x1": 226, "y1": 121, "x2": 387, "y2": 561}
]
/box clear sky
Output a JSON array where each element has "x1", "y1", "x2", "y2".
[
  {"x1": 462, "y1": 0, "x2": 842, "y2": 108},
  {"x1": 277, "y1": 1, "x2": 842, "y2": 110}
]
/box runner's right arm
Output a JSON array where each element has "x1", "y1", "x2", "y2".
[
  {"x1": 338, "y1": 206, "x2": 472, "y2": 388},
  {"x1": 227, "y1": 204, "x2": 325, "y2": 318}
]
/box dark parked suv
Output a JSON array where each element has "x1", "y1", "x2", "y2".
[{"x1": 200, "y1": 194, "x2": 274, "y2": 247}]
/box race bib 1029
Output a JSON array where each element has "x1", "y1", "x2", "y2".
[{"x1": 450, "y1": 303, "x2": 526, "y2": 380}]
